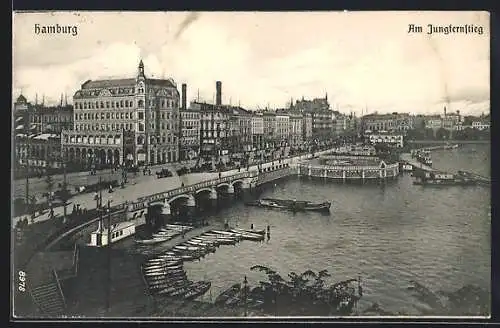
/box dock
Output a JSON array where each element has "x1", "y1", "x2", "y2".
[{"x1": 399, "y1": 153, "x2": 437, "y2": 172}]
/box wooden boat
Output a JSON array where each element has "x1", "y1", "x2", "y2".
[
  {"x1": 135, "y1": 236, "x2": 170, "y2": 245},
  {"x1": 232, "y1": 228, "x2": 266, "y2": 236},
  {"x1": 229, "y1": 230, "x2": 264, "y2": 242},
  {"x1": 183, "y1": 281, "x2": 211, "y2": 301},
  {"x1": 214, "y1": 283, "x2": 241, "y2": 305},
  {"x1": 158, "y1": 281, "x2": 193, "y2": 295},
  {"x1": 200, "y1": 233, "x2": 238, "y2": 243},
  {"x1": 174, "y1": 245, "x2": 201, "y2": 252},
  {"x1": 151, "y1": 279, "x2": 189, "y2": 291},
  {"x1": 244, "y1": 198, "x2": 331, "y2": 212}
]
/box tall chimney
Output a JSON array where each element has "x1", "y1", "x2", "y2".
[
  {"x1": 181, "y1": 83, "x2": 187, "y2": 110},
  {"x1": 216, "y1": 81, "x2": 222, "y2": 106}
]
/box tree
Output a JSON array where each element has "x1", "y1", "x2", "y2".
[
  {"x1": 45, "y1": 174, "x2": 54, "y2": 204},
  {"x1": 424, "y1": 128, "x2": 435, "y2": 140},
  {"x1": 435, "y1": 127, "x2": 450, "y2": 140},
  {"x1": 249, "y1": 265, "x2": 361, "y2": 316},
  {"x1": 405, "y1": 129, "x2": 425, "y2": 140}
]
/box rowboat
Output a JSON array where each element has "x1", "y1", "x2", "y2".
[
  {"x1": 183, "y1": 281, "x2": 211, "y2": 301},
  {"x1": 151, "y1": 279, "x2": 189, "y2": 291},
  {"x1": 157, "y1": 281, "x2": 194, "y2": 295},
  {"x1": 215, "y1": 283, "x2": 241, "y2": 305},
  {"x1": 135, "y1": 236, "x2": 170, "y2": 245},
  {"x1": 232, "y1": 228, "x2": 266, "y2": 236},
  {"x1": 245, "y1": 198, "x2": 331, "y2": 212},
  {"x1": 229, "y1": 230, "x2": 265, "y2": 241},
  {"x1": 174, "y1": 245, "x2": 201, "y2": 252}
]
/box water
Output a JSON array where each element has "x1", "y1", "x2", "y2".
[{"x1": 180, "y1": 144, "x2": 491, "y2": 315}]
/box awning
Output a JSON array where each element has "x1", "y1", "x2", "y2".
[
  {"x1": 15, "y1": 125, "x2": 24, "y2": 130},
  {"x1": 16, "y1": 117, "x2": 23, "y2": 122}
]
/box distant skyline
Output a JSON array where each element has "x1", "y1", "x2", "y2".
[{"x1": 13, "y1": 11, "x2": 490, "y2": 115}]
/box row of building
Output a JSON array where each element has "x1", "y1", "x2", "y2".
[
  {"x1": 14, "y1": 61, "x2": 358, "y2": 169},
  {"x1": 361, "y1": 108, "x2": 490, "y2": 134}
]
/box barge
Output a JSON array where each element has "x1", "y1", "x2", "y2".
[
  {"x1": 245, "y1": 198, "x2": 331, "y2": 212},
  {"x1": 413, "y1": 172, "x2": 477, "y2": 186}
]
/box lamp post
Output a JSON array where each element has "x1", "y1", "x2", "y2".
[
  {"x1": 106, "y1": 197, "x2": 113, "y2": 313},
  {"x1": 243, "y1": 275, "x2": 248, "y2": 317}
]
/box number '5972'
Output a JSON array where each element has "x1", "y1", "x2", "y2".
[{"x1": 18, "y1": 271, "x2": 26, "y2": 292}]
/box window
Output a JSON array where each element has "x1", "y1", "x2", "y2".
[
  {"x1": 106, "y1": 113, "x2": 110, "y2": 119},
  {"x1": 129, "y1": 100, "x2": 133, "y2": 107},
  {"x1": 138, "y1": 100, "x2": 144, "y2": 108},
  {"x1": 125, "y1": 113, "x2": 129, "y2": 119},
  {"x1": 100, "y1": 102, "x2": 104, "y2": 108},
  {"x1": 120, "y1": 113, "x2": 124, "y2": 119},
  {"x1": 125, "y1": 101, "x2": 128, "y2": 108},
  {"x1": 138, "y1": 112, "x2": 144, "y2": 120},
  {"x1": 106, "y1": 101, "x2": 110, "y2": 108},
  {"x1": 101, "y1": 113, "x2": 105, "y2": 119},
  {"x1": 139, "y1": 123, "x2": 144, "y2": 132},
  {"x1": 120, "y1": 100, "x2": 124, "y2": 107},
  {"x1": 130, "y1": 112, "x2": 134, "y2": 119}
]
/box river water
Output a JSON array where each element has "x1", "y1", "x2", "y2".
[{"x1": 180, "y1": 143, "x2": 491, "y2": 315}]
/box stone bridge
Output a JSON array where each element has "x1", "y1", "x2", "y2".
[{"x1": 125, "y1": 171, "x2": 259, "y2": 218}]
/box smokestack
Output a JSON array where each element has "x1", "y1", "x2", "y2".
[
  {"x1": 181, "y1": 83, "x2": 187, "y2": 110},
  {"x1": 216, "y1": 81, "x2": 222, "y2": 106}
]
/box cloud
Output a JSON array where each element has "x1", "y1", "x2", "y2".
[{"x1": 12, "y1": 11, "x2": 490, "y2": 116}]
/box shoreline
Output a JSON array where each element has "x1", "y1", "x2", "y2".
[{"x1": 408, "y1": 140, "x2": 490, "y2": 145}]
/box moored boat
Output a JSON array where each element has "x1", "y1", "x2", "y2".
[
  {"x1": 245, "y1": 198, "x2": 331, "y2": 212},
  {"x1": 183, "y1": 281, "x2": 211, "y2": 301},
  {"x1": 214, "y1": 283, "x2": 241, "y2": 305}
]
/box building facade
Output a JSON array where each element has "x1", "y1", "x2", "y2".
[
  {"x1": 13, "y1": 95, "x2": 69, "y2": 169},
  {"x1": 180, "y1": 108, "x2": 200, "y2": 160},
  {"x1": 193, "y1": 101, "x2": 231, "y2": 159},
  {"x1": 251, "y1": 113, "x2": 264, "y2": 150},
  {"x1": 66, "y1": 60, "x2": 181, "y2": 166},
  {"x1": 262, "y1": 111, "x2": 276, "y2": 149},
  {"x1": 302, "y1": 112, "x2": 313, "y2": 142},
  {"x1": 288, "y1": 111, "x2": 303, "y2": 148},
  {"x1": 367, "y1": 133, "x2": 404, "y2": 148},
  {"x1": 362, "y1": 113, "x2": 414, "y2": 133},
  {"x1": 274, "y1": 111, "x2": 290, "y2": 147}
]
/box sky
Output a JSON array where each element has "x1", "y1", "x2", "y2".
[{"x1": 12, "y1": 11, "x2": 490, "y2": 116}]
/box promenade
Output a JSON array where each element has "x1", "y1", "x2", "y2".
[
  {"x1": 12, "y1": 151, "x2": 321, "y2": 228},
  {"x1": 12, "y1": 160, "x2": 199, "y2": 200}
]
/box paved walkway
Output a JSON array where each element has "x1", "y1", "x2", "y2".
[{"x1": 12, "y1": 149, "x2": 332, "y2": 229}]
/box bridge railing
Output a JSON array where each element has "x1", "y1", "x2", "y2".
[{"x1": 131, "y1": 171, "x2": 253, "y2": 209}]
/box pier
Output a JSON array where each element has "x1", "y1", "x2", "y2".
[{"x1": 399, "y1": 153, "x2": 437, "y2": 172}]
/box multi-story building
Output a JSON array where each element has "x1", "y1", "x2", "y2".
[
  {"x1": 293, "y1": 95, "x2": 332, "y2": 139},
  {"x1": 302, "y1": 112, "x2": 313, "y2": 142},
  {"x1": 251, "y1": 112, "x2": 264, "y2": 150},
  {"x1": 180, "y1": 108, "x2": 200, "y2": 160},
  {"x1": 471, "y1": 120, "x2": 490, "y2": 130},
  {"x1": 64, "y1": 60, "x2": 181, "y2": 166},
  {"x1": 362, "y1": 113, "x2": 413, "y2": 133},
  {"x1": 367, "y1": 132, "x2": 404, "y2": 148},
  {"x1": 13, "y1": 95, "x2": 69, "y2": 169},
  {"x1": 262, "y1": 111, "x2": 276, "y2": 149},
  {"x1": 194, "y1": 102, "x2": 231, "y2": 159},
  {"x1": 424, "y1": 115, "x2": 443, "y2": 130},
  {"x1": 228, "y1": 106, "x2": 252, "y2": 153},
  {"x1": 288, "y1": 111, "x2": 303, "y2": 148},
  {"x1": 274, "y1": 111, "x2": 290, "y2": 147}
]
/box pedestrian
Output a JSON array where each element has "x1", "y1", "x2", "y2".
[
  {"x1": 251, "y1": 223, "x2": 254, "y2": 230},
  {"x1": 49, "y1": 208, "x2": 54, "y2": 219}
]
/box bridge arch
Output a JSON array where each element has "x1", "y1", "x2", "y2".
[
  {"x1": 230, "y1": 180, "x2": 244, "y2": 188},
  {"x1": 216, "y1": 183, "x2": 230, "y2": 189},
  {"x1": 195, "y1": 187, "x2": 213, "y2": 194},
  {"x1": 168, "y1": 194, "x2": 191, "y2": 204}
]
